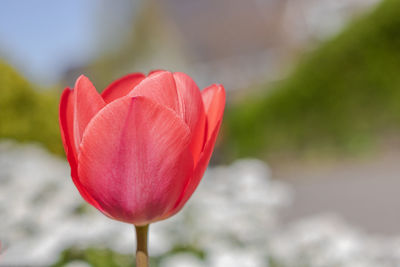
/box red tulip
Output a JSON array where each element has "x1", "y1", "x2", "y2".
[{"x1": 59, "y1": 71, "x2": 225, "y2": 226}]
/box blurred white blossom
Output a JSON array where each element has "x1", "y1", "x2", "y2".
[{"x1": 1, "y1": 141, "x2": 400, "y2": 267}]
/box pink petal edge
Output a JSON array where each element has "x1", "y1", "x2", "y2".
[
  {"x1": 73, "y1": 75, "x2": 106, "y2": 153},
  {"x1": 201, "y1": 84, "x2": 226, "y2": 143},
  {"x1": 173, "y1": 72, "x2": 207, "y2": 163},
  {"x1": 101, "y1": 72, "x2": 146, "y2": 103},
  {"x1": 59, "y1": 87, "x2": 104, "y2": 211}
]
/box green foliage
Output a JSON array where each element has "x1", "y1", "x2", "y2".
[
  {"x1": 52, "y1": 247, "x2": 135, "y2": 267},
  {"x1": 0, "y1": 61, "x2": 63, "y2": 154},
  {"x1": 224, "y1": 0, "x2": 400, "y2": 160},
  {"x1": 51, "y1": 245, "x2": 205, "y2": 267}
]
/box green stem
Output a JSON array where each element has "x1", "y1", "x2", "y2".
[{"x1": 135, "y1": 224, "x2": 149, "y2": 267}]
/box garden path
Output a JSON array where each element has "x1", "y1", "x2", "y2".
[{"x1": 277, "y1": 150, "x2": 400, "y2": 235}]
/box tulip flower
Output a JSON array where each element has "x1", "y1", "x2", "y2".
[{"x1": 59, "y1": 70, "x2": 225, "y2": 266}]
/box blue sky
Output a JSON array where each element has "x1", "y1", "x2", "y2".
[{"x1": 0, "y1": 0, "x2": 134, "y2": 85}]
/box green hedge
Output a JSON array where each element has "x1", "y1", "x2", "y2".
[
  {"x1": 223, "y1": 0, "x2": 400, "y2": 160},
  {"x1": 0, "y1": 61, "x2": 62, "y2": 154}
]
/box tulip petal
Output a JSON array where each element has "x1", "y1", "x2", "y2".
[
  {"x1": 59, "y1": 88, "x2": 76, "y2": 160},
  {"x1": 201, "y1": 84, "x2": 226, "y2": 142},
  {"x1": 173, "y1": 72, "x2": 206, "y2": 163},
  {"x1": 78, "y1": 96, "x2": 194, "y2": 225},
  {"x1": 148, "y1": 69, "x2": 163, "y2": 76},
  {"x1": 165, "y1": 119, "x2": 223, "y2": 218},
  {"x1": 101, "y1": 73, "x2": 145, "y2": 103},
  {"x1": 59, "y1": 88, "x2": 103, "y2": 210},
  {"x1": 73, "y1": 75, "x2": 105, "y2": 151},
  {"x1": 128, "y1": 71, "x2": 181, "y2": 115}
]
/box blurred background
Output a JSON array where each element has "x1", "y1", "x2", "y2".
[{"x1": 1, "y1": 0, "x2": 400, "y2": 266}]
